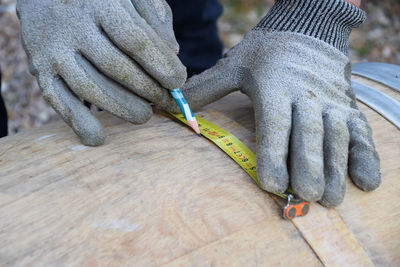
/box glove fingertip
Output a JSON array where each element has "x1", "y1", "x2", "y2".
[
  {"x1": 70, "y1": 112, "x2": 105, "y2": 146},
  {"x1": 319, "y1": 184, "x2": 346, "y2": 208},
  {"x1": 291, "y1": 169, "x2": 325, "y2": 202},
  {"x1": 163, "y1": 63, "x2": 187, "y2": 89},
  {"x1": 259, "y1": 179, "x2": 287, "y2": 194},
  {"x1": 349, "y1": 144, "x2": 381, "y2": 191},
  {"x1": 76, "y1": 123, "x2": 105, "y2": 147},
  {"x1": 80, "y1": 132, "x2": 105, "y2": 147},
  {"x1": 350, "y1": 163, "x2": 382, "y2": 192},
  {"x1": 257, "y1": 164, "x2": 289, "y2": 194},
  {"x1": 290, "y1": 158, "x2": 325, "y2": 201},
  {"x1": 124, "y1": 101, "x2": 153, "y2": 125},
  {"x1": 319, "y1": 197, "x2": 343, "y2": 208},
  {"x1": 292, "y1": 183, "x2": 324, "y2": 202}
]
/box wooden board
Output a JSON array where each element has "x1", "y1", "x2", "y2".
[{"x1": 0, "y1": 76, "x2": 399, "y2": 266}]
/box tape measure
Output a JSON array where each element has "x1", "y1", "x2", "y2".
[{"x1": 169, "y1": 112, "x2": 310, "y2": 220}]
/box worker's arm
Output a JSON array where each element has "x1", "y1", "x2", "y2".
[
  {"x1": 16, "y1": 0, "x2": 186, "y2": 146},
  {"x1": 172, "y1": 0, "x2": 380, "y2": 207}
]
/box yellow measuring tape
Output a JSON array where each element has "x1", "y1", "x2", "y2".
[{"x1": 169, "y1": 113, "x2": 310, "y2": 220}]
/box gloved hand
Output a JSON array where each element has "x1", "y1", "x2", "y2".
[
  {"x1": 17, "y1": 0, "x2": 186, "y2": 146},
  {"x1": 171, "y1": 0, "x2": 381, "y2": 207}
]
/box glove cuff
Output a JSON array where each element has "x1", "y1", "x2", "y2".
[{"x1": 255, "y1": 0, "x2": 366, "y2": 55}]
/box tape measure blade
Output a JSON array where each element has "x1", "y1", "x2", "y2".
[{"x1": 169, "y1": 112, "x2": 292, "y2": 201}]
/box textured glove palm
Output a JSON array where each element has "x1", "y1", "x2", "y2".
[
  {"x1": 17, "y1": 0, "x2": 186, "y2": 146},
  {"x1": 172, "y1": 0, "x2": 381, "y2": 207}
]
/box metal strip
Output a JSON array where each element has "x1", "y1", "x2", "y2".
[
  {"x1": 352, "y1": 80, "x2": 400, "y2": 129},
  {"x1": 352, "y1": 62, "x2": 400, "y2": 92}
]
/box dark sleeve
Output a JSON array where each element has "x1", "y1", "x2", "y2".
[{"x1": 166, "y1": 0, "x2": 224, "y2": 76}]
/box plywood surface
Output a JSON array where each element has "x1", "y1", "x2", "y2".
[{"x1": 0, "y1": 76, "x2": 399, "y2": 266}]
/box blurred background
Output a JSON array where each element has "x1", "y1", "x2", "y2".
[{"x1": 0, "y1": 0, "x2": 399, "y2": 136}]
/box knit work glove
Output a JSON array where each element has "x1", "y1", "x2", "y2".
[
  {"x1": 17, "y1": 0, "x2": 186, "y2": 146},
  {"x1": 174, "y1": 0, "x2": 381, "y2": 207}
]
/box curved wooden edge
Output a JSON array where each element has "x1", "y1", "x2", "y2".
[{"x1": 0, "y1": 76, "x2": 398, "y2": 265}]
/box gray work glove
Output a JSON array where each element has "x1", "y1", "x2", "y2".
[
  {"x1": 173, "y1": 0, "x2": 381, "y2": 207},
  {"x1": 17, "y1": 0, "x2": 186, "y2": 146}
]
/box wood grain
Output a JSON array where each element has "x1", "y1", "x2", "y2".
[{"x1": 0, "y1": 76, "x2": 398, "y2": 266}]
